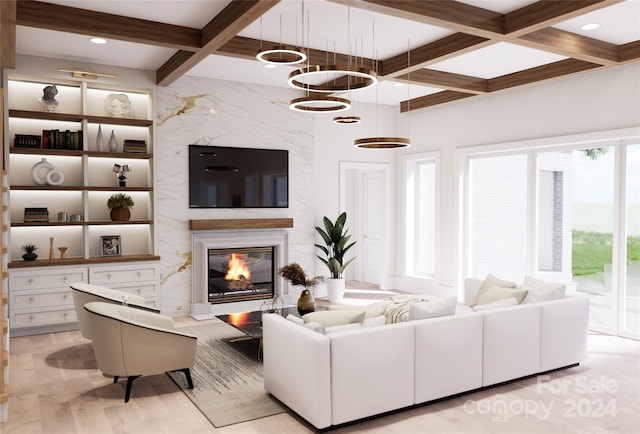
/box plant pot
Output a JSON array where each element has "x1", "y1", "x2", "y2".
[
  {"x1": 110, "y1": 207, "x2": 131, "y2": 221},
  {"x1": 326, "y1": 278, "x2": 345, "y2": 303},
  {"x1": 22, "y1": 253, "x2": 38, "y2": 261}
]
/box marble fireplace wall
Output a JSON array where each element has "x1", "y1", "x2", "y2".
[{"x1": 155, "y1": 76, "x2": 315, "y2": 317}]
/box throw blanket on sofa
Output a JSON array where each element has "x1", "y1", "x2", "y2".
[{"x1": 384, "y1": 294, "x2": 430, "y2": 324}]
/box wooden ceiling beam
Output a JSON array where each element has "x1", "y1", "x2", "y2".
[
  {"x1": 504, "y1": 0, "x2": 623, "y2": 36},
  {"x1": 16, "y1": 1, "x2": 201, "y2": 51},
  {"x1": 157, "y1": 0, "x2": 280, "y2": 86},
  {"x1": 329, "y1": 0, "x2": 503, "y2": 38},
  {"x1": 400, "y1": 90, "x2": 474, "y2": 112},
  {"x1": 0, "y1": 0, "x2": 16, "y2": 70},
  {"x1": 394, "y1": 69, "x2": 488, "y2": 94},
  {"x1": 488, "y1": 58, "x2": 601, "y2": 92},
  {"x1": 382, "y1": 33, "x2": 491, "y2": 76},
  {"x1": 518, "y1": 27, "x2": 618, "y2": 65},
  {"x1": 619, "y1": 41, "x2": 640, "y2": 63}
]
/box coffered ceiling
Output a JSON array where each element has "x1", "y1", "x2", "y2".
[{"x1": 3, "y1": 0, "x2": 640, "y2": 112}]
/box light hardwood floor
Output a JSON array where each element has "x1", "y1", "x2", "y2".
[{"x1": 1, "y1": 292, "x2": 639, "y2": 433}]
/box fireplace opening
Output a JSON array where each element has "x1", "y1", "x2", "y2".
[{"x1": 208, "y1": 246, "x2": 275, "y2": 304}]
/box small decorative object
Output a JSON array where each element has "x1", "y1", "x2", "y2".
[
  {"x1": 107, "y1": 192, "x2": 134, "y2": 221},
  {"x1": 112, "y1": 163, "x2": 131, "y2": 187},
  {"x1": 57, "y1": 246, "x2": 68, "y2": 260},
  {"x1": 96, "y1": 124, "x2": 104, "y2": 151},
  {"x1": 21, "y1": 243, "x2": 38, "y2": 261},
  {"x1": 31, "y1": 158, "x2": 64, "y2": 186},
  {"x1": 23, "y1": 207, "x2": 49, "y2": 223},
  {"x1": 49, "y1": 236, "x2": 55, "y2": 260},
  {"x1": 57, "y1": 212, "x2": 68, "y2": 222},
  {"x1": 101, "y1": 235, "x2": 121, "y2": 256},
  {"x1": 108, "y1": 130, "x2": 118, "y2": 152},
  {"x1": 105, "y1": 93, "x2": 133, "y2": 118},
  {"x1": 278, "y1": 263, "x2": 324, "y2": 315},
  {"x1": 38, "y1": 84, "x2": 59, "y2": 113},
  {"x1": 315, "y1": 212, "x2": 357, "y2": 302},
  {"x1": 70, "y1": 214, "x2": 83, "y2": 222}
]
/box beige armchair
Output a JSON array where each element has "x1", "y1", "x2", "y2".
[
  {"x1": 83, "y1": 301, "x2": 197, "y2": 402},
  {"x1": 70, "y1": 282, "x2": 160, "y2": 339}
]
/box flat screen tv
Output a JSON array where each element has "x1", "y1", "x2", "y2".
[{"x1": 188, "y1": 145, "x2": 289, "y2": 208}]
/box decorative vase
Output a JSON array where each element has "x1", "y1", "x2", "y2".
[
  {"x1": 22, "y1": 253, "x2": 37, "y2": 261},
  {"x1": 326, "y1": 278, "x2": 346, "y2": 303},
  {"x1": 110, "y1": 207, "x2": 131, "y2": 221},
  {"x1": 96, "y1": 124, "x2": 104, "y2": 151},
  {"x1": 297, "y1": 289, "x2": 316, "y2": 315},
  {"x1": 49, "y1": 236, "x2": 55, "y2": 261},
  {"x1": 108, "y1": 130, "x2": 118, "y2": 152}
]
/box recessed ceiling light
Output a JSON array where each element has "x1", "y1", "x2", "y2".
[
  {"x1": 90, "y1": 37, "x2": 107, "y2": 44},
  {"x1": 393, "y1": 83, "x2": 404, "y2": 87},
  {"x1": 580, "y1": 23, "x2": 600, "y2": 31},
  {"x1": 263, "y1": 64, "x2": 277, "y2": 69}
]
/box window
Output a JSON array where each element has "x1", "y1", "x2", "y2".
[{"x1": 405, "y1": 152, "x2": 438, "y2": 278}]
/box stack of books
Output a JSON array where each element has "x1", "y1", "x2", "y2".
[
  {"x1": 42, "y1": 129, "x2": 83, "y2": 150},
  {"x1": 123, "y1": 139, "x2": 147, "y2": 153},
  {"x1": 14, "y1": 134, "x2": 42, "y2": 148},
  {"x1": 24, "y1": 207, "x2": 50, "y2": 223}
]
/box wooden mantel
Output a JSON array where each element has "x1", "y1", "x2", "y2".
[{"x1": 189, "y1": 218, "x2": 293, "y2": 231}]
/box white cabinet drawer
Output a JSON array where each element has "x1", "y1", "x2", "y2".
[
  {"x1": 10, "y1": 269, "x2": 87, "y2": 291},
  {"x1": 11, "y1": 306, "x2": 77, "y2": 328},
  {"x1": 108, "y1": 283, "x2": 158, "y2": 298},
  {"x1": 10, "y1": 289, "x2": 73, "y2": 309},
  {"x1": 90, "y1": 265, "x2": 158, "y2": 284}
]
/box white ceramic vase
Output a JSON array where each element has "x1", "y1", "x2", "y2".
[
  {"x1": 96, "y1": 124, "x2": 104, "y2": 151},
  {"x1": 108, "y1": 130, "x2": 118, "y2": 152},
  {"x1": 326, "y1": 277, "x2": 346, "y2": 303}
]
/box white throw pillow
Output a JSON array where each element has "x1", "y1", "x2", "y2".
[
  {"x1": 363, "y1": 315, "x2": 386, "y2": 327},
  {"x1": 474, "y1": 286, "x2": 527, "y2": 306},
  {"x1": 521, "y1": 275, "x2": 567, "y2": 303},
  {"x1": 304, "y1": 321, "x2": 324, "y2": 333},
  {"x1": 408, "y1": 295, "x2": 457, "y2": 321},
  {"x1": 473, "y1": 274, "x2": 518, "y2": 306},
  {"x1": 328, "y1": 301, "x2": 389, "y2": 318},
  {"x1": 472, "y1": 297, "x2": 519, "y2": 311},
  {"x1": 302, "y1": 310, "x2": 366, "y2": 327},
  {"x1": 286, "y1": 314, "x2": 304, "y2": 325}
]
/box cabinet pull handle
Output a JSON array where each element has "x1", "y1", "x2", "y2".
[
  {"x1": 63, "y1": 276, "x2": 69, "y2": 282},
  {"x1": 64, "y1": 312, "x2": 68, "y2": 319},
  {"x1": 137, "y1": 272, "x2": 141, "y2": 278},
  {"x1": 137, "y1": 288, "x2": 141, "y2": 294},
  {"x1": 107, "y1": 273, "x2": 111, "y2": 280},
  {"x1": 29, "y1": 315, "x2": 34, "y2": 322},
  {"x1": 63, "y1": 294, "x2": 68, "y2": 300},
  {"x1": 28, "y1": 296, "x2": 33, "y2": 303},
  {"x1": 28, "y1": 278, "x2": 34, "y2": 284}
]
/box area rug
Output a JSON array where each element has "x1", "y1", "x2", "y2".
[{"x1": 167, "y1": 321, "x2": 286, "y2": 427}]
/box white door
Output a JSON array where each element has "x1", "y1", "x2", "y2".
[{"x1": 361, "y1": 171, "x2": 385, "y2": 285}]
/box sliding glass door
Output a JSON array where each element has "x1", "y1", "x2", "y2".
[{"x1": 623, "y1": 143, "x2": 639, "y2": 338}]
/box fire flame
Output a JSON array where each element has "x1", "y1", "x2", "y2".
[{"x1": 225, "y1": 253, "x2": 252, "y2": 281}]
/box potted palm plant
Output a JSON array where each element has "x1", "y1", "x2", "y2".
[
  {"x1": 315, "y1": 212, "x2": 356, "y2": 302},
  {"x1": 21, "y1": 243, "x2": 39, "y2": 261},
  {"x1": 107, "y1": 192, "x2": 134, "y2": 221}
]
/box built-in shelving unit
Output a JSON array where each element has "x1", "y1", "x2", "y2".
[
  {"x1": 3, "y1": 68, "x2": 160, "y2": 336},
  {"x1": 1, "y1": 85, "x2": 9, "y2": 418}
]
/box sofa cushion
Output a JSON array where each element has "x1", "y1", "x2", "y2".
[
  {"x1": 324, "y1": 322, "x2": 363, "y2": 334},
  {"x1": 473, "y1": 274, "x2": 518, "y2": 306},
  {"x1": 328, "y1": 301, "x2": 390, "y2": 318},
  {"x1": 475, "y1": 286, "x2": 527, "y2": 306},
  {"x1": 408, "y1": 295, "x2": 457, "y2": 321},
  {"x1": 521, "y1": 276, "x2": 566, "y2": 303},
  {"x1": 472, "y1": 297, "x2": 519, "y2": 311},
  {"x1": 302, "y1": 310, "x2": 366, "y2": 327}
]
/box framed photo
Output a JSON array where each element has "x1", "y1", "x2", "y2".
[{"x1": 101, "y1": 235, "x2": 121, "y2": 256}]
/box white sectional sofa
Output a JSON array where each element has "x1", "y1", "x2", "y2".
[{"x1": 262, "y1": 278, "x2": 589, "y2": 430}]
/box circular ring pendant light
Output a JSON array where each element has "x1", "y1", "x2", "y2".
[
  {"x1": 354, "y1": 137, "x2": 411, "y2": 149},
  {"x1": 288, "y1": 65, "x2": 377, "y2": 92},
  {"x1": 290, "y1": 96, "x2": 351, "y2": 113},
  {"x1": 257, "y1": 45, "x2": 307, "y2": 65},
  {"x1": 333, "y1": 115, "x2": 361, "y2": 124}
]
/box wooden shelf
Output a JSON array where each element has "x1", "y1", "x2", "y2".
[
  {"x1": 10, "y1": 148, "x2": 152, "y2": 159},
  {"x1": 9, "y1": 109, "x2": 153, "y2": 127},
  {"x1": 8, "y1": 253, "x2": 160, "y2": 268},
  {"x1": 11, "y1": 220, "x2": 153, "y2": 227},
  {"x1": 190, "y1": 218, "x2": 294, "y2": 230},
  {"x1": 10, "y1": 185, "x2": 152, "y2": 192}
]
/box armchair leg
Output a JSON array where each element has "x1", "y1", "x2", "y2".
[
  {"x1": 124, "y1": 376, "x2": 141, "y2": 403},
  {"x1": 113, "y1": 376, "x2": 119, "y2": 384},
  {"x1": 170, "y1": 368, "x2": 194, "y2": 389}
]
